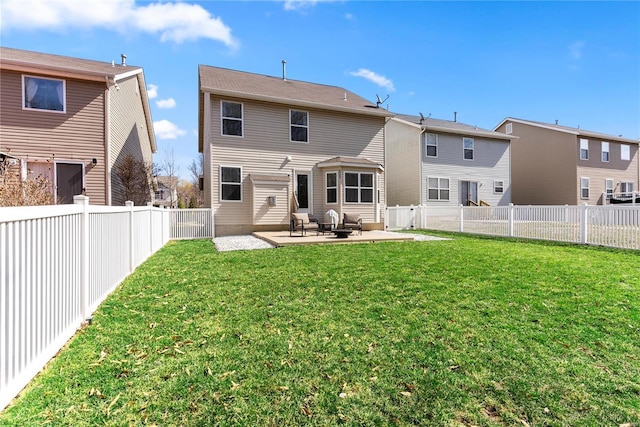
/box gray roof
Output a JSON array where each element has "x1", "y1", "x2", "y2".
[
  {"x1": 199, "y1": 65, "x2": 392, "y2": 118},
  {"x1": 395, "y1": 114, "x2": 515, "y2": 141},
  {"x1": 495, "y1": 117, "x2": 639, "y2": 144},
  {"x1": 316, "y1": 156, "x2": 384, "y2": 170}
]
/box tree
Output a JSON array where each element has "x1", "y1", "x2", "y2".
[
  {"x1": 159, "y1": 148, "x2": 179, "y2": 208},
  {"x1": 0, "y1": 160, "x2": 55, "y2": 206},
  {"x1": 188, "y1": 153, "x2": 204, "y2": 207},
  {"x1": 113, "y1": 154, "x2": 154, "y2": 206}
]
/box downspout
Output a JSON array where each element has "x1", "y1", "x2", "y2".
[
  {"x1": 419, "y1": 128, "x2": 426, "y2": 205},
  {"x1": 104, "y1": 76, "x2": 112, "y2": 205}
]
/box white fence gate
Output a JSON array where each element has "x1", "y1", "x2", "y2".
[
  {"x1": 385, "y1": 204, "x2": 640, "y2": 250},
  {"x1": 0, "y1": 197, "x2": 213, "y2": 411}
]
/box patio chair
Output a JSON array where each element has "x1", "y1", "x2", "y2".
[
  {"x1": 290, "y1": 212, "x2": 319, "y2": 236},
  {"x1": 342, "y1": 213, "x2": 363, "y2": 235}
]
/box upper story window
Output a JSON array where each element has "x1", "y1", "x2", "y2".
[
  {"x1": 425, "y1": 133, "x2": 438, "y2": 157},
  {"x1": 579, "y1": 138, "x2": 589, "y2": 160},
  {"x1": 290, "y1": 110, "x2": 308, "y2": 142},
  {"x1": 326, "y1": 172, "x2": 337, "y2": 204},
  {"x1": 23, "y1": 75, "x2": 65, "y2": 112},
  {"x1": 427, "y1": 177, "x2": 450, "y2": 201},
  {"x1": 494, "y1": 180, "x2": 504, "y2": 194},
  {"x1": 220, "y1": 166, "x2": 242, "y2": 201},
  {"x1": 463, "y1": 137, "x2": 474, "y2": 160},
  {"x1": 221, "y1": 101, "x2": 243, "y2": 137},
  {"x1": 621, "y1": 144, "x2": 630, "y2": 161},
  {"x1": 344, "y1": 172, "x2": 373, "y2": 203},
  {"x1": 601, "y1": 141, "x2": 610, "y2": 162}
]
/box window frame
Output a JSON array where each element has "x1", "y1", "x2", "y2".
[
  {"x1": 580, "y1": 177, "x2": 590, "y2": 200},
  {"x1": 427, "y1": 177, "x2": 450, "y2": 201},
  {"x1": 220, "y1": 101, "x2": 244, "y2": 137},
  {"x1": 621, "y1": 144, "x2": 630, "y2": 161},
  {"x1": 601, "y1": 141, "x2": 610, "y2": 162},
  {"x1": 219, "y1": 165, "x2": 242, "y2": 202},
  {"x1": 505, "y1": 123, "x2": 513, "y2": 135},
  {"x1": 325, "y1": 171, "x2": 338, "y2": 204},
  {"x1": 424, "y1": 133, "x2": 438, "y2": 158},
  {"x1": 605, "y1": 178, "x2": 614, "y2": 200},
  {"x1": 493, "y1": 180, "x2": 504, "y2": 194},
  {"x1": 579, "y1": 138, "x2": 589, "y2": 160},
  {"x1": 290, "y1": 109, "x2": 309, "y2": 143},
  {"x1": 22, "y1": 75, "x2": 66, "y2": 113},
  {"x1": 463, "y1": 137, "x2": 474, "y2": 161},
  {"x1": 344, "y1": 171, "x2": 374, "y2": 204},
  {"x1": 621, "y1": 181, "x2": 634, "y2": 194}
]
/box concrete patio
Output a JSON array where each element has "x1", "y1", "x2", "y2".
[{"x1": 252, "y1": 229, "x2": 415, "y2": 247}]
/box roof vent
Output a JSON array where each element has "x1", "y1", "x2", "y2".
[
  {"x1": 282, "y1": 60, "x2": 287, "y2": 81},
  {"x1": 121, "y1": 54, "x2": 127, "y2": 66},
  {"x1": 454, "y1": 111, "x2": 457, "y2": 122}
]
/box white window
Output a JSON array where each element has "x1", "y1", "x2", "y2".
[
  {"x1": 605, "y1": 178, "x2": 614, "y2": 200},
  {"x1": 493, "y1": 180, "x2": 504, "y2": 194},
  {"x1": 601, "y1": 142, "x2": 610, "y2": 162},
  {"x1": 580, "y1": 177, "x2": 590, "y2": 200},
  {"x1": 290, "y1": 110, "x2": 308, "y2": 142},
  {"x1": 326, "y1": 172, "x2": 337, "y2": 204},
  {"x1": 427, "y1": 177, "x2": 450, "y2": 201},
  {"x1": 424, "y1": 133, "x2": 438, "y2": 157},
  {"x1": 23, "y1": 75, "x2": 65, "y2": 112},
  {"x1": 579, "y1": 138, "x2": 589, "y2": 160},
  {"x1": 463, "y1": 137, "x2": 474, "y2": 160},
  {"x1": 221, "y1": 101, "x2": 243, "y2": 137},
  {"x1": 344, "y1": 172, "x2": 373, "y2": 203},
  {"x1": 220, "y1": 166, "x2": 242, "y2": 201},
  {"x1": 621, "y1": 182, "x2": 634, "y2": 194},
  {"x1": 505, "y1": 123, "x2": 513, "y2": 135},
  {"x1": 621, "y1": 144, "x2": 630, "y2": 161}
]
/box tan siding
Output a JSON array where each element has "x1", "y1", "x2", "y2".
[
  {"x1": 0, "y1": 69, "x2": 107, "y2": 204},
  {"x1": 252, "y1": 183, "x2": 289, "y2": 225},
  {"x1": 385, "y1": 119, "x2": 422, "y2": 206},
  {"x1": 206, "y1": 94, "x2": 386, "y2": 234},
  {"x1": 109, "y1": 75, "x2": 154, "y2": 205}
]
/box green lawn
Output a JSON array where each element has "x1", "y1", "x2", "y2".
[{"x1": 2, "y1": 233, "x2": 639, "y2": 426}]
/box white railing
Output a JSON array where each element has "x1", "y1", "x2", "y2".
[
  {"x1": 385, "y1": 204, "x2": 640, "y2": 250},
  {"x1": 0, "y1": 198, "x2": 214, "y2": 411}
]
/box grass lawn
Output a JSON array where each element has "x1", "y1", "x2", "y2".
[{"x1": 1, "y1": 232, "x2": 639, "y2": 426}]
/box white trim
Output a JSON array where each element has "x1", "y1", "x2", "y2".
[
  {"x1": 22, "y1": 74, "x2": 66, "y2": 114},
  {"x1": 580, "y1": 177, "x2": 590, "y2": 200},
  {"x1": 621, "y1": 144, "x2": 631, "y2": 161},
  {"x1": 290, "y1": 109, "x2": 309, "y2": 143},
  {"x1": 220, "y1": 100, "x2": 244, "y2": 138},
  {"x1": 493, "y1": 180, "x2": 505, "y2": 194},
  {"x1": 219, "y1": 165, "x2": 243, "y2": 202},
  {"x1": 579, "y1": 138, "x2": 589, "y2": 160},
  {"x1": 325, "y1": 171, "x2": 338, "y2": 204},
  {"x1": 344, "y1": 170, "x2": 374, "y2": 204},
  {"x1": 427, "y1": 176, "x2": 450, "y2": 201},
  {"x1": 424, "y1": 133, "x2": 438, "y2": 158},
  {"x1": 463, "y1": 137, "x2": 474, "y2": 161},
  {"x1": 601, "y1": 141, "x2": 610, "y2": 162},
  {"x1": 294, "y1": 170, "x2": 313, "y2": 212}
]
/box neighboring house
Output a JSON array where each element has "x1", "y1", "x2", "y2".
[
  {"x1": 198, "y1": 64, "x2": 391, "y2": 236},
  {"x1": 153, "y1": 175, "x2": 178, "y2": 208},
  {"x1": 0, "y1": 47, "x2": 156, "y2": 205},
  {"x1": 386, "y1": 114, "x2": 514, "y2": 207},
  {"x1": 494, "y1": 118, "x2": 639, "y2": 205}
]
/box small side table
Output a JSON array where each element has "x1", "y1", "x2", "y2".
[{"x1": 319, "y1": 222, "x2": 334, "y2": 235}]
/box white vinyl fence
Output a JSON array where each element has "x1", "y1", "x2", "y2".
[
  {"x1": 0, "y1": 197, "x2": 213, "y2": 411},
  {"x1": 386, "y1": 203, "x2": 640, "y2": 250}
]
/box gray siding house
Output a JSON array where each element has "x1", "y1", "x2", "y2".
[
  {"x1": 386, "y1": 115, "x2": 514, "y2": 207},
  {"x1": 198, "y1": 65, "x2": 391, "y2": 236},
  {"x1": 0, "y1": 47, "x2": 156, "y2": 205}
]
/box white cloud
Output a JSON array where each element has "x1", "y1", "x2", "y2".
[
  {"x1": 283, "y1": 0, "x2": 334, "y2": 11},
  {"x1": 147, "y1": 84, "x2": 158, "y2": 99},
  {"x1": 569, "y1": 41, "x2": 586, "y2": 60},
  {"x1": 349, "y1": 68, "x2": 395, "y2": 92},
  {"x1": 0, "y1": 0, "x2": 238, "y2": 47},
  {"x1": 156, "y1": 98, "x2": 176, "y2": 109},
  {"x1": 154, "y1": 120, "x2": 187, "y2": 139}
]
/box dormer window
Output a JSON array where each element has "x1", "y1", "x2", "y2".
[{"x1": 23, "y1": 75, "x2": 65, "y2": 112}]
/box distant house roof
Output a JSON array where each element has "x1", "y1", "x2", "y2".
[
  {"x1": 394, "y1": 114, "x2": 515, "y2": 141},
  {"x1": 155, "y1": 176, "x2": 178, "y2": 188},
  {"x1": 494, "y1": 117, "x2": 639, "y2": 144},
  {"x1": 0, "y1": 46, "x2": 156, "y2": 151},
  {"x1": 316, "y1": 156, "x2": 384, "y2": 171}
]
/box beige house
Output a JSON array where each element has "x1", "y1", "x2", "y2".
[
  {"x1": 0, "y1": 47, "x2": 156, "y2": 205},
  {"x1": 198, "y1": 65, "x2": 391, "y2": 236},
  {"x1": 494, "y1": 118, "x2": 639, "y2": 205},
  {"x1": 386, "y1": 114, "x2": 514, "y2": 207}
]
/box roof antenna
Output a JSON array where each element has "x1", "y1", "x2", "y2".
[
  {"x1": 419, "y1": 112, "x2": 425, "y2": 124},
  {"x1": 282, "y1": 60, "x2": 287, "y2": 81},
  {"x1": 376, "y1": 94, "x2": 389, "y2": 108}
]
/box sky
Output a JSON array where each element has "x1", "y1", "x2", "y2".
[{"x1": 2, "y1": 0, "x2": 639, "y2": 181}]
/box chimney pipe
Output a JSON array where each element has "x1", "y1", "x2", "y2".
[
  {"x1": 555, "y1": 119, "x2": 559, "y2": 125},
  {"x1": 121, "y1": 54, "x2": 127, "y2": 66},
  {"x1": 282, "y1": 60, "x2": 287, "y2": 81},
  {"x1": 454, "y1": 111, "x2": 457, "y2": 122}
]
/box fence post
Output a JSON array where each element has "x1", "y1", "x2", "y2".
[
  {"x1": 410, "y1": 205, "x2": 415, "y2": 229},
  {"x1": 384, "y1": 207, "x2": 388, "y2": 231},
  {"x1": 508, "y1": 203, "x2": 514, "y2": 237},
  {"x1": 147, "y1": 203, "x2": 154, "y2": 253},
  {"x1": 459, "y1": 204, "x2": 464, "y2": 232},
  {"x1": 580, "y1": 203, "x2": 588, "y2": 244},
  {"x1": 126, "y1": 201, "x2": 134, "y2": 272},
  {"x1": 74, "y1": 195, "x2": 90, "y2": 321}
]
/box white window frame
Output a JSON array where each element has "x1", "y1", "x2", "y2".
[
  {"x1": 344, "y1": 171, "x2": 374, "y2": 204},
  {"x1": 22, "y1": 75, "x2": 66, "y2": 113},
  {"x1": 220, "y1": 165, "x2": 242, "y2": 202},
  {"x1": 621, "y1": 182, "x2": 634, "y2": 194},
  {"x1": 601, "y1": 141, "x2": 610, "y2": 162},
  {"x1": 621, "y1": 144, "x2": 630, "y2": 161},
  {"x1": 220, "y1": 101, "x2": 243, "y2": 137},
  {"x1": 579, "y1": 138, "x2": 589, "y2": 160},
  {"x1": 605, "y1": 178, "x2": 614, "y2": 200},
  {"x1": 290, "y1": 109, "x2": 309, "y2": 143},
  {"x1": 505, "y1": 123, "x2": 513, "y2": 135},
  {"x1": 427, "y1": 177, "x2": 450, "y2": 201},
  {"x1": 493, "y1": 180, "x2": 504, "y2": 194},
  {"x1": 325, "y1": 171, "x2": 338, "y2": 204},
  {"x1": 580, "y1": 177, "x2": 590, "y2": 200},
  {"x1": 424, "y1": 133, "x2": 438, "y2": 158},
  {"x1": 463, "y1": 137, "x2": 474, "y2": 161}
]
